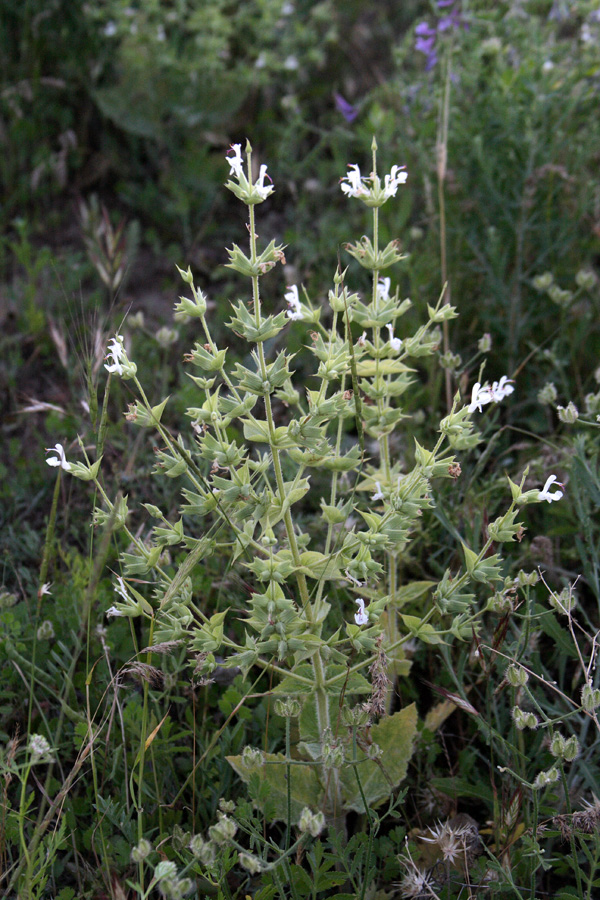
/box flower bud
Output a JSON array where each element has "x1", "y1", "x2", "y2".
[
  {"x1": 37, "y1": 619, "x2": 55, "y2": 641},
  {"x1": 506, "y1": 664, "x2": 528, "y2": 687},
  {"x1": 575, "y1": 269, "x2": 596, "y2": 290},
  {"x1": 515, "y1": 570, "x2": 540, "y2": 588},
  {"x1": 537, "y1": 382, "x2": 558, "y2": 405},
  {"x1": 274, "y1": 697, "x2": 301, "y2": 718},
  {"x1": 534, "y1": 766, "x2": 560, "y2": 788},
  {"x1": 131, "y1": 838, "x2": 153, "y2": 862},
  {"x1": 189, "y1": 834, "x2": 215, "y2": 865},
  {"x1": 512, "y1": 707, "x2": 539, "y2": 730},
  {"x1": 533, "y1": 272, "x2": 554, "y2": 291},
  {"x1": 238, "y1": 852, "x2": 262, "y2": 874},
  {"x1": 242, "y1": 746, "x2": 264, "y2": 768},
  {"x1": 557, "y1": 401, "x2": 579, "y2": 423},
  {"x1": 208, "y1": 815, "x2": 237, "y2": 846},
  {"x1": 478, "y1": 333, "x2": 492, "y2": 352},
  {"x1": 298, "y1": 807, "x2": 326, "y2": 837},
  {"x1": 154, "y1": 861, "x2": 178, "y2": 883},
  {"x1": 581, "y1": 682, "x2": 600, "y2": 712},
  {"x1": 549, "y1": 586, "x2": 577, "y2": 615}
]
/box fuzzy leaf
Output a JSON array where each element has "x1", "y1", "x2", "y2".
[
  {"x1": 339, "y1": 704, "x2": 417, "y2": 812},
  {"x1": 226, "y1": 752, "x2": 322, "y2": 823}
]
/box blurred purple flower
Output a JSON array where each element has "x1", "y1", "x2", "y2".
[
  {"x1": 415, "y1": 1, "x2": 467, "y2": 70},
  {"x1": 335, "y1": 93, "x2": 359, "y2": 123}
]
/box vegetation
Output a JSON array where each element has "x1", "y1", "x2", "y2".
[{"x1": 1, "y1": 2, "x2": 600, "y2": 899}]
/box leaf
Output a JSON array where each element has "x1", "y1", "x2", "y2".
[
  {"x1": 430, "y1": 776, "x2": 494, "y2": 804},
  {"x1": 356, "y1": 359, "x2": 413, "y2": 376},
  {"x1": 340, "y1": 704, "x2": 418, "y2": 813},
  {"x1": 391, "y1": 581, "x2": 436, "y2": 608},
  {"x1": 226, "y1": 752, "x2": 322, "y2": 823}
]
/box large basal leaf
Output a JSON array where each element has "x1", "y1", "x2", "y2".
[
  {"x1": 340, "y1": 704, "x2": 418, "y2": 813},
  {"x1": 226, "y1": 752, "x2": 323, "y2": 823}
]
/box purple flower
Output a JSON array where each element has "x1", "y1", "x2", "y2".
[
  {"x1": 414, "y1": 2, "x2": 467, "y2": 70},
  {"x1": 334, "y1": 93, "x2": 359, "y2": 123}
]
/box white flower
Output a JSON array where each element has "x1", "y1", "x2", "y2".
[
  {"x1": 345, "y1": 569, "x2": 365, "y2": 587},
  {"x1": 386, "y1": 324, "x2": 402, "y2": 352},
  {"x1": 357, "y1": 331, "x2": 367, "y2": 347},
  {"x1": 45, "y1": 443, "x2": 71, "y2": 471},
  {"x1": 371, "y1": 481, "x2": 384, "y2": 501},
  {"x1": 468, "y1": 382, "x2": 493, "y2": 413},
  {"x1": 285, "y1": 284, "x2": 303, "y2": 320},
  {"x1": 340, "y1": 164, "x2": 367, "y2": 198},
  {"x1": 255, "y1": 163, "x2": 274, "y2": 200},
  {"x1": 103, "y1": 21, "x2": 117, "y2": 37},
  {"x1": 538, "y1": 474, "x2": 564, "y2": 503},
  {"x1": 377, "y1": 277, "x2": 391, "y2": 302},
  {"x1": 490, "y1": 375, "x2": 514, "y2": 402},
  {"x1": 383, "y1": 164, "x2": 408, "y2": 198},
  {"x1": 115, "y1": 575, "x2": 130, "y2": 602},
  {"x1": 40, "y1": 583, "x2": 52, "y2": 596},
  {"x1": 106, "y1": 606, "x2": 124, "y2": 617},
  {"x1": 226, "y1": 143, "x2": 244, "y2": 179},
  {"x1": 104, "y1": 335, "x2": 125, "y2": 376},
  {"x1": 283, "y1": 55, "x2": 299, "y2": 70},
  {"x1": 28, "y1": 734, "x2": 53, "y2": 761},
  {"x1": 354, "y1": 598, "x2": 369, "y2": 625}
]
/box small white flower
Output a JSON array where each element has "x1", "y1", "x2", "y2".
[
  {"x1": 340, "y1": 164, "x2": 367, "y2": 198},
  {"x1": 371, "y1": 481, "x2": 384, "y2": 501},
  {"x1": 538, "y1": 474, "x2": 564, "y2": 503},
  {"x1": 283, "y1": 55, "x2": 299, "y2": 70},
  {"x1": 383, "y1": 164, "x2": 408, "y2": 198},
  {"x1": 103, "y1": 21, "x2": 117, "y2": 37},
  {"x1": 255, "y1": 163, "x2": 274, "y2": 200},
  {"x1": 490, "y1": 375, "x2": 514, "y2": 402},
  {"x1": 357, "y1": 331, "x2": 367, "y2": 347},
  {"x1": 285, "y1": 284, "x2": 303, "y2": 320},
  {"x1": 104, "y1": 335, "x2": 125, "y2": 376},
  {"x1": 377, "y1": 277, "x2": 391, "y2": 302},
  {"x1": 354, "y1": 598, "x2": 369, "y2": 625},
  {"x1": 386, "y1": 324, "x2": 402, "y2": 352},
  {"x1": 106, "y1": 606, "x2": 124, "y2": 617},
  {"x1": 226, "y1": 143, "x2": 244, "y2": 179},
  {"x1": 40, "y1": 583, "x2": 52, "y2": 596},
  {"x1": 468, "y1": 382, "x2": 493, "y2": 413},
  {"x1": 115, "y1": 575, "x2": 130, "y2": 602},
  {"x1": 45, "y1": 443, "x2": 71, "y2": 471},
  {"x1": 28, "y1": 733, "x2": 53, "y2": 761}
]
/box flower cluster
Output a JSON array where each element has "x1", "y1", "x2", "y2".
[
  {"x1": 225, "y1": 142, "x2": 274, "y2": 204},
  {"x1": 104, "y1": 334, "x2": 137, "y2": 379},
  {"x1": 340, "y1": 163, "x2": 407, "y2": 207}
]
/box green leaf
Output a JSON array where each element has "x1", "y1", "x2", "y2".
[
  {"x1": 340, "y1": 704, "x2": 417, "y2": 813},
  {"x1": 391, "y1": 580, "x2": 435, "y2": 608},
  {"x1": 226, "y1": 752, "x2": 322, "y2": 823}
]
